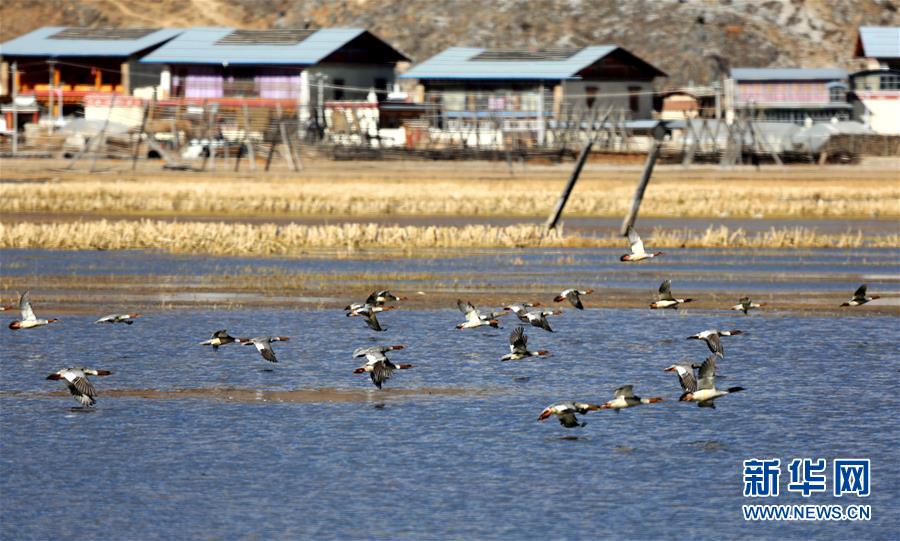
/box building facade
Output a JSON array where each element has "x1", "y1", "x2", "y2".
[
  {"x1": 139, "y1": 27, "x2": 407, "y2": 117},
  {"x1": 0, "y1": 27, "x2": 180, "y2": 116},
  {"x1": 727, "y1": 68, "x2": 851, "y2": 124},
  {"x1": 850, "y1": 26, "x2": 900, "y2": 134},
  {"x1": 400, "y1": 45, "x2": 665, "y2": 127}
]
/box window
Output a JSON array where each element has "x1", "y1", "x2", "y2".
[
  {"x1": 374, "y1": 77, "x2": 388, "y2": 101},
  {"x1": 585, "y1": 85, "x2": 598, "y2": 108},
  {"x1": 828, "y1": 85, "x2": 847, "y2": 103},
  {"x1": 333, "y1": 78, "x2": 345, "y2": 101},
  {"x1": 881, "y1": 74, "x2": 900, "y2": 90},
  {"x1": 628, "y1": 86, "x2": 642, "y2": 113}
]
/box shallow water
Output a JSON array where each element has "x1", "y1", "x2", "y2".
[
  {"x1": 2, "y1": 247, "x2": 899, "y2": 295},
  {"x1": 1, "y1": 304, "x2": 899, "y2": 539}
]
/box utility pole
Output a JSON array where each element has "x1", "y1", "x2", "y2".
[
  {"x1": 11, "y1": 61, "x2": 18, "y2": 155},
  {"x1": 713, "y1": 80, "x2": 721, "y2": 120},
  {"x1": 316, "y1": 73, "x2": 328, "y2": 127},
  {"x1": 47, "y1": 60, "x2": 57, "y2": 134}
]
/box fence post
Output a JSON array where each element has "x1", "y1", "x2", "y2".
[{"x1": 131, "y1": 100, "x2": 152, "y2": 171}]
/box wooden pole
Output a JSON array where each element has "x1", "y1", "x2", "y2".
[
  {"x1": 131, "y1": 100, "x2": 149, "y2": 170},
  {"x1": 620, "y1": 131, "x2": 664, "y2": 236},
  {"x1": 89, "y1": 94, "x2": 116, "y2": 172},
  {"x1": 242, "y1": 102, "x2": 256, "y2": 170},
  {"x1": 543, "y1": 105, "x2": 610, "y2": 232},
  {"x1": 264, "y1": 107, "x2": 280, "y2": 172},
  {"x1": 545, "y1": 139, "x2": 592, "y2": 231},
  {"x1": 10, "y1": 61, "x2": 18, "y2": 156}
]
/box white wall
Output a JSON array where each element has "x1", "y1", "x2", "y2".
[
  {"x1": 859, "y1": 97, "x2": 900, "y2": 134},
  {"x1": 562, "y1": 80, "x2": 654, "y2": 119},
  {"x1": 305, "y1": 64, "x2": 396, "y2": 103}
]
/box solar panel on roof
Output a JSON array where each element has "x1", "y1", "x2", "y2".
[
  {"x1": 215, "y1": 29, "x2": 316, "y2": 46},
  {"x1": 471, "y1": 48, "x2": 580, "y2": 61},
  {"x1": 49, "y1": 27, "x2": 157, "y2": 40}
]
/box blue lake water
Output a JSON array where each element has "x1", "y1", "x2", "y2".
[
  {"x1": 2, "y1": 247, "x2": 899, "y2": 295},
  {"x1": 1, "y1": 302, "x2": 899, "y2": 539}
]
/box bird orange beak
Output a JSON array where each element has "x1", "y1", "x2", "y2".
[
  {"x1": 553, "y1": 295, "x2": 565, "y2": 302},
  {"x1": 664, "y1": 366, "x2": 675, "y2": 372},
  {"x1": 353, "y1": 367, "x2": 366, "y2": 374},
  {"x1": 586, "y1": 404, "x2": 602, "y2": 411},
  {"x1": 46, "y1": 374, "x2": 62, "y2": 380},
  {"x1": 390, "y1": 345, "x2": 405, "y2": 350},
  {"x1": 537, "y1": 409, "x2": 552, "y2": 421}
]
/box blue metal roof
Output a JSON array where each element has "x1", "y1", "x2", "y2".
[
  {"x1": 857, "y1": 26, "x2": 900, "y2": 59},
  {"x1": 730, "y1": 68, "x2": 847, "y2": 81},
  {"x1": 0, "y1": 27, "x2": 182, "y2": 57},
  {"x1": 400, "y1": 45, "x2": 659, "y2": 80},
  {"x1": 139, "y1": 27, "x2": 371, "y2": 65}
]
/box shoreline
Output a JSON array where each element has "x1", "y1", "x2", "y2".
[{"x1": 2, "y1": 219, "x2": 896, "y2": 254}]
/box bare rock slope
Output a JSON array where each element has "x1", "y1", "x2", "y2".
[{"x1": 1, "y1": 0, "x2": 898, "y2": 85}]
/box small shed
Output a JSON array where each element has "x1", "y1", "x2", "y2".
[
  {"x1": 0, "y1": 27, "x2": 181, "y2": 116},
  {"x1": 854, "y1": 26, "x2": 900, "y2": 70}
]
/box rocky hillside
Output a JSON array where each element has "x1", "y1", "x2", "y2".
[{"x1": 2, "y1": 0, "x2": 898, "y2": 86}]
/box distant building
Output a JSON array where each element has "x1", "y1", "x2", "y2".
[
  {"x1": 850, "y1": 27, "x2": 900, "y2": 134},
  {"x1": 656, "y1": 87, "x2": 718, "y2": 120},
  {"x1": 726, "y1": 68, "x2": 851, "y2": 124},
  {"x1": 399, "y1": 45, "x2": 665, "y2": 143},
  {"x1": 139, "y1": 27, "x2": 408, "y2": 116},
  {"x1": 0, "y1": 27, "x2": 181, "y2": 116},
  {"x1": 855, "y1": 26, "x2": 900, "y2": 70}
]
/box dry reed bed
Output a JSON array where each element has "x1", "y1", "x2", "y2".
[
  {"x1": 2, "y1": 176, "x2": 897, "y2": 219},
  {"x1": 1, "y1": 220, "x2": 895, "y2": 255}
]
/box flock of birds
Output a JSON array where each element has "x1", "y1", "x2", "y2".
[{"x1": 4, "y1": 227, "x2": 884, "y2": 426}]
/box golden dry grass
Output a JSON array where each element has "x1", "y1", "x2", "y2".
[
  {"x1": 2, "y1": 159, "x2": 898, "y2": 219},
  {"x1": 1, "y1": 220, "x2": 894, "y2": 254}
]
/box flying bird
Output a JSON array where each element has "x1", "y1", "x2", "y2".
[
  {"x1": 554, "y1": 289, "x2": 593, "y2": 310},
  {"x1": 599, "y1": 385, "x2": 663, "y2": 411},
  {"x1": 687, "y1": 329, "x2": 743, "y2": 358},
  {"x1": 649, "y1": 280, "x2": 693, "y2": 309},
  {"x1": 8, "y1": 291, "x2": 59, "y2": 330},
  {"x1": 200, "y1": 330, "x2": 241, "y2": 350},
  {"x1": 95, "y1": 313, "x2": 141, "y2": 325},
  {"x1": 731, "y1": 296, "x2": 764, "y2": 314},
  {"x1": 841, "y1": 284, "x2": 880, "y2": 307},
  {"x1": 351, "y1": 305, "x2": 387, "y2": 331},
  {"x1": 504, "y1": 304, "x2": 558, "y2": 332},
  {"x1": 352, "y1": 345, "x2": 413, "y2": 389},
  {"x1": 457, "y1": 299, "x2": 500, "y2": 329},
  {"x1": 538, "y1": 402, "x2": 602, "y2": 428},
  {"x1": 46, "y1": 367, "x2": 112, "y2": 407},
  {"x1": 346, "y1": 304, "x2": 395, "y2": 317},
  {"x1": 501, "y1": 326, "x2": 549, "y2": 361},
  {"x1": 664, "y1": 362, "x2": 700, "y2": 396},
  {"x1": 620, "y1": 226, "x2": 663, "y2": 262},
  {"x1": 666, "y1": 356, "x2": 744, "y2": 408},
  {"x1": 239, "y1": 336, "x2": 290, "y2": 363},
  {"x1": 503, "y1": 302, "x2": 542, "y2": 323},
  {"x1": 345, "y1": 290, "x2": 405, "y2": 314}
]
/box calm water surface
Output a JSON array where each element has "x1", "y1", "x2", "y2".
[{"x1": 1, "y1": 248, "x2": 899, "y2": 539}]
